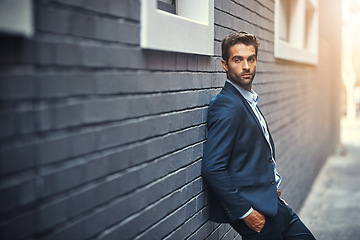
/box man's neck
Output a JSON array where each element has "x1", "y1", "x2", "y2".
[{"x1": 227, "y1": 79, "x2": 252, "y2": 92}]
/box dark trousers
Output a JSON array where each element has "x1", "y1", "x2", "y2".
[{"x1": 230, "y1": 199, "x2": 316, "y2": 240}]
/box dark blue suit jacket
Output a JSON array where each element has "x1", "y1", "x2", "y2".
[{"x1": 202, "y1": 81, "x2": 279, "y2": 223}]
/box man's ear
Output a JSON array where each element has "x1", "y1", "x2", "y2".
[{"x1": 221, "y1": 59, "x2": 228, "y2": 72}]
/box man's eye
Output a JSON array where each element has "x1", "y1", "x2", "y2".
[{"x1": 234, "y1": 59, "x2": 241, "y2": 63}]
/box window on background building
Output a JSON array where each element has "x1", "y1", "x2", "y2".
[
  {"x1": 274, "y1": 0, "x2": 319, "y2": 65},
  {"x1": 141, "y1": 0, "x2": 214, "y2": 56}
]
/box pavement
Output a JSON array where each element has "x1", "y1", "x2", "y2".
[{"x1": 299, "y1": 118, "x2": 360, "y2": 240}]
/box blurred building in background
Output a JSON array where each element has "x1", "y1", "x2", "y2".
[
  {"x1": 342, "y1": 0, "x2": 360, "y2": 119},
  {"x1": 0, "y1": 0, "x2": 341, "y2": 239}
]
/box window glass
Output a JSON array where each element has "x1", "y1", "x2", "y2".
[
  {"x1": 157, "y1": 0, "x2": 176, "y2": 14},
  {"x1": 141, "y1": 0, "x2": 214, "y2": 55},
  {"x1": 274, "y1": 0, "x2": 319, "y2": 65}
]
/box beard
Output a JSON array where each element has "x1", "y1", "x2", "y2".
[{"x1": 227, "y1": 68, "x2": 256, "y2": 89}]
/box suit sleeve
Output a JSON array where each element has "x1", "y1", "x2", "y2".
[{"x1": 202, "y1": 97, "x2": 252, "y2": 221}]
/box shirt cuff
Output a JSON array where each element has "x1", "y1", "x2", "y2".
[{"x1": 239, "y1": 207, "x2": 253, "y2": 219}]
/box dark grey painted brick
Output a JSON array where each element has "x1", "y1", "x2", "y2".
[
  {"x1": 186, "y1": 161, "x2": 202, "y2": 183},
  {"x1": 68, "y1": 73, "x2": 97, "y2": 96},
  {"x1": 55, "y1": 42, "x2": 82, "y2": 66},
  {"x1": 107, "y1": 0, "x2": 129, "y2": 18},
  {"x1": 187, "y1": 55, "x2": 198, "y2": 71},
  {"x1": 116, "y1": 170, "x2": 188, "y2": 239},
  {"x1": 83, "y1": 0, "x2": 107, "y2": 13},
  {"x1": 145, "y1": 50, "x2": 163, "y2": 70},
  {"x1": 53, "y1": 103, "x2": 83, "y2": 129},
  {"x1": 118, "y1": 21, "x2": 140, "y2": 44},
  {"x1": 0, "y1": 144, "x2": 35, "y2": 175},
  {"x1": 98, "y1": 124, "x2": 130, "y2": 149},
  {"x1": 114, "y1": 153, "x2": 203, "y2": 225},
  {"x1": 84, "y1": 156, "x2": 108, "y2": 182},
  {"x1": 105, "y1": 198, "x2": 129, "y2": 227},
  {"x1": 35, "y1": 41, "x2": 55, "y2": 65},
  {"x1": 0, "y1": 185, "x2": 17, "y2": 213},
  {"x1": 82, "y1": 98, "x2": 129, "y2": 124},
  {"x1": 128, "y1": 0, "x2": 141, "y2": 21},
  {"x1": 94, "y1": 18, "x2": 119, "y2": 42},
  {"x1": 95, "y1": 178, "x2": 119, "y2": 204},
  {"x1": 0, "y1": 210, "x2": 35, "y2": 240},
  {"x1": 16, "y1": 110, "x2": 35, "y2": 135},
  {"x1": 82, "y1": 210, "x2": 106, "y2": 239},
  {"x1": 67, "y1": 186, "x2": 97, "y2": 218},
  {"x1": 162, "y1": 52, "x2": 176, "y2": 70},
  {"x1": 96, "y1": 73, "x2": 121, "y2": 94},
  {"x1": 69, "y1": 13, "x2": 95, "y2": 39},
  {"x1": 36, "y1": 199, "x2": 67, "y2": 232},
  {"x1": 36, "y1": 74, "x2": 69, "y2": 98},
  {"x1": 107, "y1": 46, "x2": 141, "y2": 68},
  {"x1": 108, "y1": 0, "x2": 140, "y2": 21},
  {"x1": 106, "y1": 148, "x2": 132, "y2": 173},
  {"x1": 0, "y1": 112, "x2": 15, "y2": 138},
  {"x1": 118, "y1": 170, "x2": 138, "y2": 196},
  {"x1": 0, "y1": 75, "x2": 34, "y2": 100},
  {"x1": 17, "y1": 180, "x2": 36, "y2": 207},
  {"x1": 42, "y1": 165, "x2": 83, "y2": 197},
  {"x1": 43, "y1": 221, "x2": 83, "y2": 240},
  {"x1": 69, "y1": 131, "x2": 97, "y2": 157},
  {"x1": 198, "y1": 55, "x2": 214, "y2": 71},
  {"x1": 138, "y1": 197, "x2": 198, "y2": 239},
  {"x1": 176, "y1": 53, "x2": 188, "y2": 71},
  {"x1": 164, "y1": 209, "x2": 206, "y2": 240},
  {"x1": 36, "y1": 6, "x2": 69, "y2": 34},
  {"x1": 37, "y1": 136, "x2": 69, "y2": 165},
  {"x1": 35, "y1": 105, "x2": 53, "y2": 131},
  {"x1": 52, "y1": 0, "x2": 83, "y2": 7},
  {"x1": 82, "y1": 45, "x2": 107, "y2": 67}
]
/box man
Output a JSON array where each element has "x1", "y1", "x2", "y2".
[{"x1": 201, "y1": 31, "x2": 316, "y2": 240}]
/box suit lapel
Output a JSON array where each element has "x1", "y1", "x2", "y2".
[
  {"x1": 223, "y1": 82, "x2": 274, "y2": 152},
  {"x1": 223, "y1": 82, "x2": 264, "y2": 135}
]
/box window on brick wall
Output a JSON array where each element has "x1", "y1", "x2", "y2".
[
  {"x1": 274, "y1": 0, "x2": 319, "y2": 65},
  {"x1": 157, "y1": 0, "x2": 176, "y2": 14},
  {"x1": 0, "y1": 0, "x2": 33, "y2": 37},
  {"x1": 141, "y1": 0, "x2": 214, "y2": 55}
]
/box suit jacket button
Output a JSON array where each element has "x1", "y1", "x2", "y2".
[
  {"x1": 268, "y1": 158, "x2": 272, "y2": 162},
  {"x1": 270, "y1": 180, "x2": 275, "y2": 185}
]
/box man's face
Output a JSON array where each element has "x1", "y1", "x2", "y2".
[{"x1": 221, "y1": 43, "x2": 257, "y2": 92}]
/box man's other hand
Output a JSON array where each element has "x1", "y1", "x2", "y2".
[{"x1": 243, "y1": 209, "x2": 265, "y2": 233}]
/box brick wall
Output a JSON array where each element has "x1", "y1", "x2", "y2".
[{"x1": 0, "y1": 0, "x2": 341, "y2": 239}]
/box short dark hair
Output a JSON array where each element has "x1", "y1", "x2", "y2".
[{"x1": 221, "y1": 31, "x2": 260, "y2": 63}]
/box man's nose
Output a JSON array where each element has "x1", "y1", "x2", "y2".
[{"x1": 243, "y1": 60, "x2": 250, "y2": 70}]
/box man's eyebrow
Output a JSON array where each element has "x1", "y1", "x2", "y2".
[
  {"x1": 231, "y1": 54, "x2": 257, "y2": 60},
  {"x1": 231, "y1": 55, "x2": 244, "y2": 60}
]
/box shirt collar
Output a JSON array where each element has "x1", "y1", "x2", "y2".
[{"x1": 226, "y1": 79, "x2": 259, "y2": 104}]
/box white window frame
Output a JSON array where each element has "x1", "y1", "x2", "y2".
[
  {"x1": 140, "y1": 0, "x2": 214, "y2": 56},
  {"x1": 0, "y1": 0, "x2": 33, "y2": 37},
  {"x1": 274, "y1": 0, "x2": 319, "y2": 65}
]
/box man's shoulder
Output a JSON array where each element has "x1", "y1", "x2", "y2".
[
  {"x1": 210, "y1": 88, "x2": 243, "y2": 109},
  {"x1": 208, "y1": 90, "x2": 247, "y2": 121}
]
